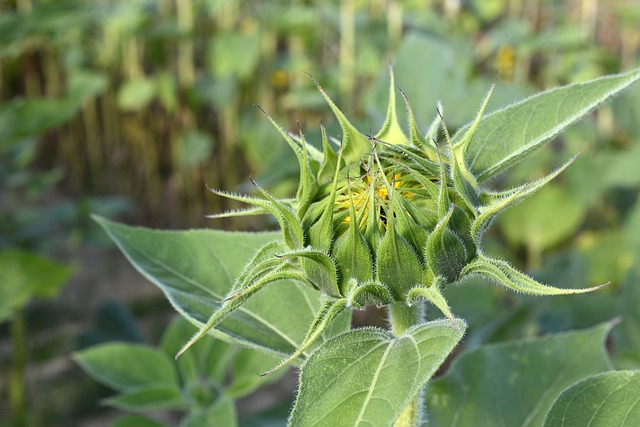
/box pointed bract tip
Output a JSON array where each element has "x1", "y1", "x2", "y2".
[
  {"x1": 175, "y1": 343, "x2": 190, "y2": 360},
  {"x1": 223, "y1": 292, "x2": 241, "y2": 302},
  {"x1": 493, "y1": 71, "x2": 501, "y2": 84},
  {"x1": 254, "y1": 103, "x2": 269, "y2": 116},
  {"x1": 304, "y1": 71, "x2": 321, "y2": 87},
  {"x1": 258, "y1": 364, "x2": 284, "y2": 377},
  {"x1": 451, "y1": 317, "x2": 461, "y2": 332},
  {"x1": 397, "y1": 85, "x2": 410, "y2": 102},
  {"x1": 205, "y1": 182, "x2": 223, "y2": 195}
]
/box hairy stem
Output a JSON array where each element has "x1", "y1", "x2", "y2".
[
  {"x1": 389, "y1": 302, "x2": 425, "y2": 427},
  {"x1": 388, "y1": 302, "x2": 423, "y2": 336}
]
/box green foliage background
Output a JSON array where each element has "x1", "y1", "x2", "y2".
[{"x1": 1, "y1": 0, "x2": 640, "y2": 426}]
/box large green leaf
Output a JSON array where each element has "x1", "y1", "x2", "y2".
[
  {"x1": 159, "y1": 316, "x2": 234, "y2": 386},
  {"x1": 614, "y1": 264, "x2": 640, "y2": 368},
  {"x1": 498, "y1": 183, "x2": 586, "y2": 250},
  {"x1": 289, "y1": 319, "x2": 466, "y2": 426},
  {"x1": 118, "y1": 77, "x2": 156, "y2": 111},
  {"x1": 105, "y1": 385, "x2": 184, "y2": 412},
  {"x1": 226, "y1": 346, "x2": 283, "y2": 398},
  {"x1": 0, "y1": 249, "x2": 74, "y2": 322},
  {"x1": 180, "y1": 397, "x2": 237, "y2": 427},
  {"x1": 366, "y1": 33, "x2": 527, "y2": 129},
  {"x1": 94, "y1": 216, "x2": 348, "y2": 356},
  {"x1": 427, "y1": 322, "x2": 614, "y2": 426},
  {"x1": 0, "y1": 98, "x2": 79, "y2": 150},
  {"x1": 74, "y1": 343, "x2": 179, "y2": 392},
  {"x1": 454, "y1": 67, "x2": 640, "y2": 182},
  {"x1": 160, "y1": 316, "x2": 284, "y2": 400},
  {"x1": 543, "y1": 370, "x2": 640, "y2": 427},
  {"x1": 112, "y1": 415, "x2": 170, "y2": 427}
]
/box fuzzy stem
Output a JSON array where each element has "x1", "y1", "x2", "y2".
[
  {"x1": 389, "y1": 302, "x2": 425, "y2": 427},
  {"x1": 388, "y1": 301, "x2": 422, "y2": 336},
  {"x1": 394, "y1": 392, "x2": 423, "y2": 427}
]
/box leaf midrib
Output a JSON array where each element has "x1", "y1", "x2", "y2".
[{"x1": 354, "y1": 342, "x2": 395, "y2": 425}]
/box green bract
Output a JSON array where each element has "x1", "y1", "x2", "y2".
[{"x1": 176, "y1": 68, "x2": 606, "y2": 370}]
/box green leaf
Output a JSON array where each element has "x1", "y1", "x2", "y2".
[
  {"x1": 226, "y1": 346, "x2": 283, "y2": 398},
  {"x1": 66, "y1": 70, "x2": 108, "y2": 102},
  {"x1": 498, "y1": 183, "x2": 585, "y2": 250},
  {"x1": 367, "y1": 33, "x2": 527, "y2": 129},
  {"x1": 580, "y1": 230, "x2": 634, "y2": 286},
  {"x1": 105, "y1": 385, "x2": 184, "y2": 411},
  {"x1": 290, "y1": 319, "x2": 466, "y2": 426},
  {"x1": 209, "y1": 30, "x2": 262, "y2": 80},
  {"x1": 455, "y1": 67, "x2": 640, "y2": 182},
  {"x1": 160, "y1": 316, "x2": 211, "y2": 384},
  {"x1": 74, "y1": 343, "x2": 179, "y2": 392},
  {"x1": 160, "y1": 316, "x2": 238, "y2": 387},
  {"x1": 0, "y1": 249, "x2": 74, "y2": 322},
  {"x1": 614, "y1": 264, "x2": 640, "y2": 367},
  {"x1": 543, "y1": 370, "x2": 640, "y2": 427},
  {"x1": 261, "y1": 298, "x2": 348, "y2": 376},
  {"x1": 93, "y1": 216, "x2": 346, "y2": 356},
  {"x1": 175, "y1": 131, "x2": 214, "y2": 170},
  {"x1": 155, "y1": 72, "x2": 177, "y2": 111},
  {"x1": 474, "y1": 155, "x2": 576, "y2": 245},
  {"x1": 0, "y1": 98, "x2": 78, "y2": 149},
  {"x1": 181, "y1": 397, "x2": 237, "y2": 427},
  {"x1": 112, "y1": 415, "x2": 170, "y2": 427},
  {"x1": 175, "y1": 265, "x2": 312, "y2": 359},
  {"x1": 117, "y1": 77, "x2": 156, "y2": 111},
  {"x1": 427, "y1": 322, "x2": 614, "y2": 426}
]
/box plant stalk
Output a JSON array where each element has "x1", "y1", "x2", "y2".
[
  {"x1": 9, "y1": 313, "x2": 27, "y2": 427},
  {"x1": 388, "y1": 302, "x2": 422, "y2": 336},
  {"x1": 389, "y1": 302, "x2": 425, "y2": 427},
  {"x1": 339, "y1": 0, "x2": 355, "y2": 110}
]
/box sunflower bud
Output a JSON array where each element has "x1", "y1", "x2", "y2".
[{"x1": 178, "y1": 67, "x2": 606, "y2": 369}]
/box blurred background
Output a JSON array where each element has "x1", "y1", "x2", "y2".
[{"x1": 1, "y1": 0, "x2": 639, "y2": 425}]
